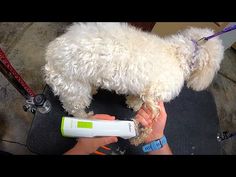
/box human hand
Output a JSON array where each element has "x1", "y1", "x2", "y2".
[
  {"x1": 135, "y1": 102, "x2": 167, "y2": 143},
  {"x1": 64, "y1": 114, "x2": 118, "y2": 155}
]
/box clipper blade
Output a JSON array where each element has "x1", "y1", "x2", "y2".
[
  {"x1": 197, "y1": 37, "x2": 207, "y2": 45},
  {"x1": 129, "y1": 107, "x2": 160, "y2": 146},
  {"x1": 130, "y1": 119, "x2": 152, "y2": 146}
]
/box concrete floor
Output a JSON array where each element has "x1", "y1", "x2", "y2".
[
  {"x1": 209, "y1": 48, "x2": 236, "y2": 154},
  {"x1": 0, "y1": 22, "x2": 70, "y2": 154},
  {"x1": 0, "y1": 22, "x2": 236, "y2": 154}
]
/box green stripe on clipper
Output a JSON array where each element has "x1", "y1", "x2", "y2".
[
  {"x1": 61, "y1": 116, "x2": 65, "y2": 136},
  {"x1": 77, "y1": 121, "x2": 93, "y2": 129}
]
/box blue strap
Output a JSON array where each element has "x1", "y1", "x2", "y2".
[{"x1": 142, "y1": 136, "x2": 167, "y2": 153}]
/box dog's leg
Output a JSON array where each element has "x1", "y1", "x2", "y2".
[
  {"x1": 144, "y1": 96, "x2": 160, "y2": 119},
  {"x1": 59, "y1": 82, "x2": 92, "y2": 118},
  {"x1": 126, "y1": 95, "x2": 152, "y2": 146},
  {"x1": 129, "y1": 96, "x2": 160, "y2": 146},
  {"x1": 126, "y1": 95, "x2": 143, "y2": 112}
]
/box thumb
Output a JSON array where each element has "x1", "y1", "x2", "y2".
[{"x1": 95, "y1": 137, "x2": 118, "y2": 147}]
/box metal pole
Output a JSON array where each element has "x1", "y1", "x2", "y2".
[{"x1": 0, "y1": 48, "x2": 36, "y2": 100}]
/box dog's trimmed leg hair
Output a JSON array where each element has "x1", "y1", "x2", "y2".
[
  {"x1": 129, "y1": 95, "x2": 160, "y2": 146},
  {"x1": 126, "y1": 95, "x2": 144, "y2": 112}
]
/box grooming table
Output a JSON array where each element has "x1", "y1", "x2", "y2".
[
  {"x1": 26, "y1": 85, "x2": 138, "y2": 155},
  {"x1": 26, "y1": 85, "x2": 221, "y2": 155},
  {"x1": 165, "y1": 86, "x2": 221, "y2": 154}
]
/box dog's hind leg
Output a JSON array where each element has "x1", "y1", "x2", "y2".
[{"x1": 126, "y1": 95, "x2": 144, "y2": 112}]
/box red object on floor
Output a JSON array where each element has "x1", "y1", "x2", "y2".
[{"x1": 0, "y1": 48, "x2": 36, "y2": 98}]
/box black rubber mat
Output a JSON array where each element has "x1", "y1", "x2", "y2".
[
  {"x1": 26, "y1": 85, "x2": 221, "y2": 154},
  {"x1": 26, "y1": 86, "x2": 76, "y2": 154},
  {"x1": 164, "y1": 86, "x2": 221, "y2": 155}
]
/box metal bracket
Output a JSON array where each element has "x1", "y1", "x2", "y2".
[
  {"x1": 23, "y1": 97, "x2": 37, "y2": 114},
  {"x1": 23, "y1": 94, "x2": 51, "y2": 114}
]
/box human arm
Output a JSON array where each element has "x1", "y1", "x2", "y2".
[
  {"x1": 135, "y1": 102, "x2": 172, "y2": 155},
  {"x1": 64, "y1": 114, "x2": 118, "y2": 155}
]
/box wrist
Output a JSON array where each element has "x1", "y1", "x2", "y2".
[
  {"x1": 142, "y1": 135, "x2": 167, "y2": 153},
  {"x1": 145, "y1": 132, "x2": 164, "y2": 143},
  {"x1": 148, "y1": 143, "x2": 172, "y2": 155},
  {"x1": 142, "y1": 136, "x2": 167, "y2": 153}
]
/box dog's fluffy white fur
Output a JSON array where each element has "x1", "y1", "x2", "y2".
[{"x1": 44, "y1": 23, "x2": 224, "y2": 118}]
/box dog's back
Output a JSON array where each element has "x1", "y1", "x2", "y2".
[{"x1": 45, "y1": 23, "x2": 166, "y2": 95}]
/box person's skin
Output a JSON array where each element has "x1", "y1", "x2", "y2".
[
  {"x1": 64, "y1": 114, "x2": 118, "y2": 155},
  {"x1": 136, "y1": 101, "x2": 172, "y2": 155},
  {"x1": 65, "y1": 102, "x2": 172, "y2": 155}
]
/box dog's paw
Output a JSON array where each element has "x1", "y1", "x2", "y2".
[
  {"x1": 73, "y1": 110, "x2": 89, "y2": 118},
  {"x1": 130, "y1": 119, "x2": 152, "y2": 146},
  {"x1": 87, "y1": 111, "x2": 94, "y2": 117},
  {"x1": 126, "y1": 95, "x2": 143, "y2": 112}
]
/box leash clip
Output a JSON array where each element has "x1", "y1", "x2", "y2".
[{"x1": 196, "y1": 37, "x2": 207, "y2": 45}]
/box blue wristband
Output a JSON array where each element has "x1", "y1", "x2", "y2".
[{"x1": 142, "y1": 136, "x2": 167, "y2": 153}]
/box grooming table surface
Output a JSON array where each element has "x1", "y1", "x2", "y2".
[{"x1": 26, "y1": 85, "x2": 221, "y2": 154}]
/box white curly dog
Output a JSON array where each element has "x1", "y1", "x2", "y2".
[{"x1": 44, "y1": 22, "x2": 224, "y2": 122}]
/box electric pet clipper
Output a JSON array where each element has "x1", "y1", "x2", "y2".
[{"x1": 61, "y1": 117, "x2": 138, "y2": 139}]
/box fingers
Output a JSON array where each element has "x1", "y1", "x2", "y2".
[
  {"x1": 138, "y1": 109, "x2": 150, "y2": 120},
  {"x1": 91, "y1": 114, "x2": 115, "y2": 120},
  {"x1": 156, "y1": 101, "x2": 167, "y2": 119},
  {"x1": 157, "y1": 101, "x2": 164, "y2": 110},
  {"x1": 138, "y1": 102, "x2": 167, "y2": 124},
  {"x1": 136, "y1": 105, "x2": 153, "y2": 126},
  {"x1": 142, "y1": 105, "x2": 152, "y2": 115},
  {"x1": 96, "y1": 137, "x2": 118, "y2": 147},
  {"x1": 136, "y1": 114, "x2": 149, "y2": 126}
]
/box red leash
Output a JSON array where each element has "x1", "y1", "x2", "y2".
[{"x1": 0, "y1": 48, "x2": 36, "y2": 98}]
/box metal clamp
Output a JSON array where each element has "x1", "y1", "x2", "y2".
[{"x1": 23, "y1": 94, "x2": 51, "y2": 114}]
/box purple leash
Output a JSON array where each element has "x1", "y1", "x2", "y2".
[
  {"x1": 190, "y1": 24, "x2": 236, "y2": 70},
  {"x1": 197, "y1": 24, "x2": 236, "y2": 44}
]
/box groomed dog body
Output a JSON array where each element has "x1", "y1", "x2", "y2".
[{"x1": 44, "y1": 23, "x2": 224, "y2": 118}]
